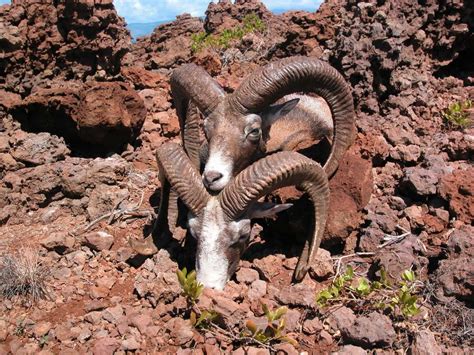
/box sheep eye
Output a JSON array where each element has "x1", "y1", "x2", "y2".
[{"x1": 247, "y1": 128, "x2": 261, "y2": 142}]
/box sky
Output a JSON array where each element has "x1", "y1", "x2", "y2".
[
  {"x1": 0, "y1": 0, "x2": 321, "y2": 24},
  {"x1": 115, "y1": 0, "x2": 321, "y2": 23}
]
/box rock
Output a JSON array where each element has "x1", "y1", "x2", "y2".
[
  {"x1": 121, "y1": 336, "x2": 140, "y2": 351},
  {"x1": 0, "y1": 319, "x2": 8, "y2": 341},
  {"x1": 102, "y1": 305, "x2": 124, "y2": 323},
  {"x1": 248, "y1": 279, "x2": 267, "y2": 300},
  {"x1": 210, "y1": 293, "x2": 248, "y2": 326},
  {"x1": 32, "y1": 322, "x2": 52, "y2": 338},
  {"x1": 232, "y1": 347, "x2": 270, "y2": 355},
  {"x1": 302, "y1": 317, "x2": 323, "y2": 335},
  {"x1": 84, "y1": 311, "x2": 102, "y2": 325},
  {"x1": 0, "y1": 152, "x2": 23, "y2": 172},
  {"x1": 236, "y1": 267, "x2": 260, "y2": 284},
  {"x1": 326, "y1": 306, "x2": 356, "y2": 332},
  {"x1": 10, "y1": 132, "x2": 70, "y2": 166},
  {"x1": 342, "y1": 312, "x2": 396, "y2": 348},
  {"x1": 402, "y1": 167, "x2": 439, "y2": 196},
  {"x1": 435, "y1": 255, "x2": 473, "y2": 302},
  {"x1": 1, "y1": 0, "x2": 130, "y2": 94},
  {"x1": 41, "y1": 232, "x2": 75, "y2": 254},
  {"x1": 447, "y1": 226, "x2": 474, "y2": 257},
  {"x1": 274, "y1": 342, "x2": 298, "y2": 355},
  {"x1": 283, "y1": 309, "x2": 301, "y2": 332},
  {"x1": 333, "y1": 345, "x2": 368, "y2": 355},
  {"x1": 86, "y1": 184, "x2": 129, "y2": 221},
  {"x1": 439, "y1": 168, "x2": 474, "y2": 224},
  {"x1": 325, "y1": 151, "x2": 373, "y2": 242},
  {"x1": 253, "y1": 255, "x2": 283, "y2": 281},
  {"x1": 309, "y1": 248, "x2": 334, "y2": 280},
  {"x1": 410, "y1": 330, "x2": 442, "y2": 355},
  {"x1": 165, "y1": 317, "x2": 194, "y2": 346},
  {"x1": 92, "y1": 337, "x2": 120, "y2": 355},
  {"x1": 14, "y1": 81, "x2": 146, "y2": 151},
  {"x1": 121, "y1": 67, "x2": 167, "y2": 90},
  {"x1": 83, "y1": 231, "x2": 114, "y2": 251},
  {"x1": 0, "y1": 90, "x2": 21, "y2": 109},
  {"x1": 131, "y1": 313, "x2": 152, "y2": 335},
  {"x1": 53, "y1": 323, "x2": 76, "y2": 342},
  {"x1": 275, "y1": 283, "x2": 315, "y2": 307},
  {"x1": 128, "y1": 13, "x2": 203, "y2": 70}
]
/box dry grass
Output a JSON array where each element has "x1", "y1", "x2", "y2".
[{"x1": 0, "y1": 247, "x2": 50, "y2": 303}]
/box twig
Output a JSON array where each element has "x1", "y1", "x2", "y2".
[
  {"x1": 332, "y1": 252, "x2": 376, "y2": 278},
  {"x1": 377, "y1": 225, "x2": 411, "y2": 249},
  {"x1": 83, "y1": 190, "x2": 154, "y2": 232}
]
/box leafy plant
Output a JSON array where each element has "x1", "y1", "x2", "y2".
[
  {"x1": 177, "y1": 267, "x2": 204, "y2": 304},
  {"x1": 442, "y1": 99, "x2": 472, "y2": 129},
  {"x1": 191, "y1": 13, "x2": 266, "y2": 52},
  {"x1": 382, "y1": 270, "x2": 421, "y2": 318},
  {"x1": 190, "y1": 309, "x2": 220, "y2": 329},
  {"x1": 316, "y1": 266, "x2": 354, "y2": 306},
  {"x1": 241, "y1": 304, "x2": 298, "y2": 347},
  {"x1": 316, "y1": 267, "x2": 422, "y2": 319},
  {"x1": 39, "y1": 335, "x2": 49, "y2": 348}
]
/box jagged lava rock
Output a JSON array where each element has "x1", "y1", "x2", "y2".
[
  {"x1": 14, "y1": 81, "x2": 146, "y2": 151},
  {"x1": 0, "y1": 0, "x2": 130, "y2": 94}
]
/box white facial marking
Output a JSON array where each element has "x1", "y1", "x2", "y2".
[
  {"x1": 203, "y1": 150, "x2": 233, "y2": 191},
  {"x1": 196, "y1": 198, "x2": 229, "y2": 290}
]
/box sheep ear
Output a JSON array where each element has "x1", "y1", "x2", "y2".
[
  {"x1": 249, "y1": 202, "x2": 293, "y2": 219},
  {"x1": 262, "y1": 98, "x2": 300, "y2": 127}
]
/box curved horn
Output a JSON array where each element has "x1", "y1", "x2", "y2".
[
  {"x1": 171, "y1": 64, "x2": 225, "y2": 165},
  {"x1": 155, "y1": 142, "x2": 211, "y2": 215},
  {"x1": 228, "y1": 56, "x2": 355, "y2": 178},
  {"x1": 218, "y1": 151, "x2": 329, "y2": 281}
]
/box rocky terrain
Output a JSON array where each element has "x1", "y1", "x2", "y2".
[{"x1": 0, "y1": 0, "x2": 473, "y2": 353}]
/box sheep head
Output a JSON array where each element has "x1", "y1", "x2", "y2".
[
  {"x1": 171, "y1": 56, "x2": 355, "y2": 192},
  {"x1": 155, "y1": 142, "x2": 329, "y2": 290}
]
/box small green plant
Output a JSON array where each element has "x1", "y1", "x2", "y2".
[
  {"x1": 316, "y1": 267, "x2": 421, "y2": 319},
  {"x1": 190, "y1": 309, "x2": 221, "y2": 329},
  {"x1": 177, "y1": 267, "x2": 204, "y2": 304},
  {"x1": 191, "y1": 13, "x2": 266, "y2": 52},
  {"x1": 39, "y1": 335, "x2": 49, "y2": 348},
  {"x1": 316, "y1": 265, "x2": 355, "y2": 306},
  {"x1": 442, "y1": 99, "x2": 472, "y2": 129},
  {"x1": 241, "y1": 304, "x2": 298, "y2": 347},
  {"x1": 382, "y1": 270, "x2": 421, "y2": 318}
]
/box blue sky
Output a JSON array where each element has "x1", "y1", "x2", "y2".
[
  {"x1": 115, "y1": 0, "x2": 320, "y2": 23},
  {"x1": 0, "y1": 1, "x2": 321, "y2": 24}
]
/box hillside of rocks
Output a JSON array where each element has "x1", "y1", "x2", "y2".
[{"x1": 0, "y1": 0, "x2": 472, "y2": 353}]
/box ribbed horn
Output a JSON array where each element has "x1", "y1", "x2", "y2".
[
  {"x1": 171, "y1": 64, "x2": 225, "y2": 164},
  {"x1": 228, "y1": 56, "x2": 355, "y2": 178},
  {"x1": 156, "y1": 142, "x2": 211, "y2": 216},
  {"x1": 218, "y1": 151, "x2": 329, "y2": 281}
]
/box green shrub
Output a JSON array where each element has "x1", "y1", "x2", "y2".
[
  {"x1": 442, "y1": 99, "x2": 472, "y2": 129},
  {"x1": 316, "y1": 267, "x2": 422, "y2": 319},
  {"x1": 191, "y1": 13, "x2": 266, "y2": 53},
  {"x1": 241, "y1": 304, "x2": 298, "y2": 347},
  {"x1": 177, "y1": 267, "x2": 204, "y2": 304}
]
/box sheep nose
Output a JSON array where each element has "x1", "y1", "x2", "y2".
[{"x1": 203, "y1": 171, "x2": 223, "y2": 186}]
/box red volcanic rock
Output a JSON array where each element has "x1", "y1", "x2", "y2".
[
  {"x1": 325, "y1": 150, "x2": 373, "y2": 242},
  {"x1": 128, "y1": 14, "x2": 204, "y2": 70},
  {"x1": 439, "y1": 168, "x2": 474, "y2": 224},
  {"x1": 1, "y1": 0, "x2": 130, "y2": 94},
  {"x1": 14, "y1": 81, "x2": 146, "y2": 151},
  {"x1": 121, "y1": 66, "x2": 168, "y2": 90}
]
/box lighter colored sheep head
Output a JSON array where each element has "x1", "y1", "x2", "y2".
[
  {"x1": 153, "y1": 142, "x2": 329, "y2": 290},
  {"x1": 171, "y1": 56, "x2": 355, "y2": 192}
]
